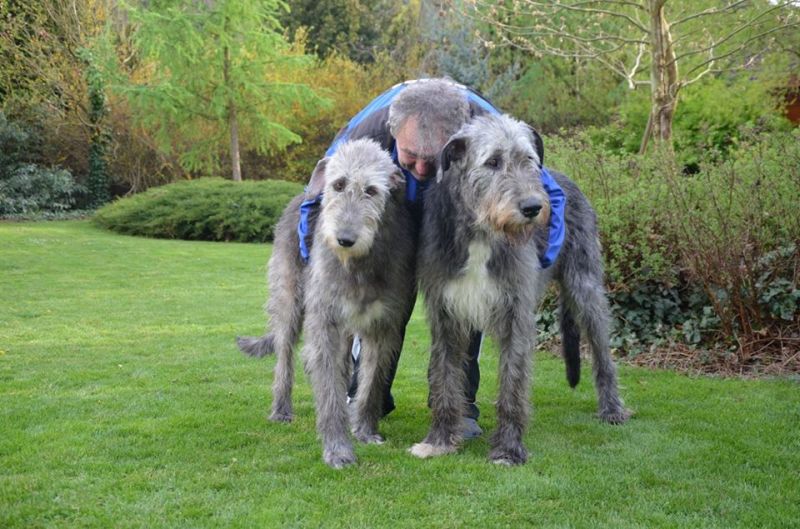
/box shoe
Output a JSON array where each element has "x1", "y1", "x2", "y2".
[{"x1": 462, "y1": 417, "x2": 483, "y2": 439}]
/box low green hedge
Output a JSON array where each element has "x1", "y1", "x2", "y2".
[{"x1": 93, "y1": 177, "x2": 303, "y2": 242}]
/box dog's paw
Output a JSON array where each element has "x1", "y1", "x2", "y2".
[
  {"x1": 268, "y1": 410, "x2": 293, "y2": 423},
  {"x1": 323, "y1": 447, "x2": 357, "y2": 469},
  {"x1": 598, "y1": 407, "x2": 633, "y2": 424},
  {"x1": 488, "y1": 444, "x2": 528, "y2": 466},
  {"x1": 354, "y1": 432, "x2": 385, "y2": 445},
  {"x1": 409, "y1": 442, "x2": 457, "y2": 459}
]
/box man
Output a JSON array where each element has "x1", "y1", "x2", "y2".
[{"x1": 297, "y1": 78, "x2": 565, "y2": 438}]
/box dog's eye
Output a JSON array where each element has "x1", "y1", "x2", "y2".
[
  {"x1": 332, "y1": 178, "x2": 346, "y2": 192},
  {"x1": 485, "y1": 157, "x2": 500, "y2": 169},
  {"x1": 364, "y1": 186, "x2": 378, "y2": 197}
]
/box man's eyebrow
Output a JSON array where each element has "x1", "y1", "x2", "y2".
[{"x1": 400, "y1": 146, "x2": 436, "y2": 161}]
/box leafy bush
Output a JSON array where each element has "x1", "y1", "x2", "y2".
[
  {"x1": 589, "y1": 75, "x2": 792, "y2": 170},
  {"x1": 0, "y1": 111, "x2": 37, "y2": 176},
  {"x1": 0, "y1": 164, "x2": 87, "y2": 216},
  {"x1": 547, "y1": 128, "x2": 799, "y2": 361},
  {"x1": 93, "y1": 178, "x2": 304, "y2": 242}
]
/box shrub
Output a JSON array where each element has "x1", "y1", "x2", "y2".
[
  {"x1": 0, "y1": 164, "x2": 87, "y2": 216},
  {"x1": 661, "y1": 128, "x2": 800, "y2": 360},
  {"x1": 93, "y1": 178, "x2": 304, "y2": 242},
  {"x1": 547, "y1": 128, "x2": 799, "y2": 363},
  {"x1": 0, "y1": 111, "x2": 37, "y2": 176}
]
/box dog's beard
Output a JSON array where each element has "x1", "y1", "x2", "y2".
[{"x1": 477, "y1": 198, "x2": 540, "y2": 244}]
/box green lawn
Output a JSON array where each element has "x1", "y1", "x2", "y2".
[{"x1": 1, "y1": 220, "x2": 798, "y2": 529}]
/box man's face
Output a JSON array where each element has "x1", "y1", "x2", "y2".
[{"x1": 395, "y1": 117, "x2": 441, "y2": 181}]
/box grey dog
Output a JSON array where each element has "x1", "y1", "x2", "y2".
[
  {"x1": 410, "y1": 114, "x2": 630, "y2": 465},
  {"x1": 238, "y1": 138, "x2": 417, "y2": 468}
]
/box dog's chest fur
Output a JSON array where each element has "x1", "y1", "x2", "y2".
[
  {"x1": 442, "y1": 240, "x2": 504, "y2": 328},
  {"x1": 328, "y1": 260, "x2": 391, "y2": 331}
]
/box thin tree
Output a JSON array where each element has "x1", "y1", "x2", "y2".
[
  {"x1": 108, "y1": 0, "x2": 326, "y2": 180},
  {"x1": 467, "y1": 0, "x2": 799, "y2": 152}
]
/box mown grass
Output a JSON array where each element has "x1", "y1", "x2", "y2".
[{"x1": 1, "y1": 220, "x2": 798, "y2": 529}]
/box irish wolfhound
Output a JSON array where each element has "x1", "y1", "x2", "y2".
[
  {"x1": 238, "y1": 139, "x2": 417, "y2": 468},
  {"x1": 411, "y1": 114, "x2": 630, "y2": 465}
]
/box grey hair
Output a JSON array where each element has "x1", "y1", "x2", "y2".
[{"x1": 387, "y1": 79, "x2": 471, "y2": 154}]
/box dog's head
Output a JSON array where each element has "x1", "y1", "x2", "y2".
[
  {"x1": 311, "y1": 139, "x2": 405, "y2": 264},
  {"x1": 437, "y1": 114, "x2": 550, "y2": 243}
]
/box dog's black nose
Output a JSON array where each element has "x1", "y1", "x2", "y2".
[
  {"x1": 519, "y1": 199, "x2": 542, "y2": 219},
  {"x1": 337, "y1": 235, "x2": 356, "y2": 248}
]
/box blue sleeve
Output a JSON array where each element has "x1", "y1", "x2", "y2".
[
  {"x1": 539, "y1": 167, "x2": 566, "y2": 269},
  {"x1": 297, "y1": 194, "x2": 321, "y2": 263}
]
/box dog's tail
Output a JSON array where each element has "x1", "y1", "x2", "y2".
[
  {"x1": 236, "y1": 334, "x2": 276, "y2": 358},
  {"x1": 560, "y1": 305, "x2": 581, "y2": 388}
]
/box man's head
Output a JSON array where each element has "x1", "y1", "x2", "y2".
[{"x1": 388, "y1": 79, "x2": 471, "y2": 181}]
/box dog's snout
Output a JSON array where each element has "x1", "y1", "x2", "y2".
[
  {"x1": 519, "y1": 198, "x2": 542, "y2": 219},
  {"x1": 337, "y1": 231, "x2": 357, "y2": 248}
]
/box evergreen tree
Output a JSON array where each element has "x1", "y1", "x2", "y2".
[{"x1": 107, "y1": 0, "x2": 327, "y2": 181}]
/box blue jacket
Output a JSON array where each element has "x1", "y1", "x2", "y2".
[{"x1": 298, "y1": 79, "x2": 566, "y2": 268}]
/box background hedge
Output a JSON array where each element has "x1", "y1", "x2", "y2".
[{"x1": 92, "y1": 177, "x2": 303, "y2": 242}]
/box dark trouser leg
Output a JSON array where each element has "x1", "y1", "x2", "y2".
[
  {"x1": 425, "y1": 329, "x2": 482, "y2": 420},
  {"x1": 347, "y1": 336, "x2": 401, "y2": 417},
  {"x1": 464, "y1": 331, "x2": 482, "y2": 420}
]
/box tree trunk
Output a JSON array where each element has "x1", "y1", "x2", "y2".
[
  {"x1": 223, "y1": 45, "x2": 242, "y2": 181},
  {"x1": 641, "y1": 0, "x2": 679, "y2": 154}
]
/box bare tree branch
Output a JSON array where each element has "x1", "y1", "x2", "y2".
[
  {"x1": 670, "y1": 0, "x2": 749, "y2": 29},
  {"x1": 671, "y1": 3, "x2": 796, "y2": 64},
  {"x1": 511, "y1": 0, "x2": 651, "y2": 33},
  {"x1": 682, "y1": 22, "x2": 800, "y2": 77}
]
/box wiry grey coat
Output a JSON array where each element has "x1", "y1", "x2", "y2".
[{"x1": 411, "y1": 114, "x2": 629, "y2": 465}]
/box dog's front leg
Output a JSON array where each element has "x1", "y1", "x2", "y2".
[
  {"x1": 303, "y1": 319, "x2": 356, "y2": 468},
  {"x1": 410, "y1": 308, "x2": 469, "y2": 459},
  {"x1": 350, "y1": 326, "x2": 402, "y2": 444},
  {"x1": 489, "y1": 311, "x2": 535, "y2": 465}
]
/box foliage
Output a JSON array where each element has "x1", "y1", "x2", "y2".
[
  {"x1": 498, "y1": 58, "x2": 624, "y2": 135},
  {"x1": 281, "y1": 0, "x2": 395, "y2": 63},
  {"x1": 0, "y1": 164, "x2": 87, "y2": 216},
  {"x1": 101, "y1": 0, "x2": 328, "y2": 179},
  {"x1": 661, "y1": 127, "x2": 800, "y2": 358},
  {"x1": 93, "y1": 178, "x2": 303, "y2": 242},
  {"x1": 80, "y1": 48, "x2": 111, "y2": 208},
  {"x1": 547, "y1": 127, "x2": 799, "y2": 359},
  {"x1": 0, "y1": 0, "x2": 101, "y2": 179},
  {"x1": 0, "y1": 112, "x2": 38, "y2": 177},
  {"x1": 592, "y1": 74, "x2": 793, "y2": 170},
  {"x1": 256, "y1": 59, "x2": 364, "y2": 180},
  {"x1": 468, "y1": 0, "x2": 800, "y2": 149},
  {"x1": 0, "y1": 111, "x2": 87, "y2": 217},
  {"x1": 418, "y1": 2, "x2": 519, "y2": 103}
]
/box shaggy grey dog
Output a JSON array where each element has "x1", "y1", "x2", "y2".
[
  {"x1": 411, "y1": 114, "x2": 630, "y2": 465},
  {"x1": 238, "y1": 139, "x2": 417, "y2": 468}
]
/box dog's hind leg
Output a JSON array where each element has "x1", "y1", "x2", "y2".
[
  {"x1": 410, "y1": 309, "x2": 469, "y2": 459},
  {"x1": 265, "y1": 247, "x2": 306, "y2": 423},
  {"x1": 559, "y1": 271, "x2": 631, "y2": 424},
  {"x1": 489, "y1": 312, "x2": 535, "y2": 466}
]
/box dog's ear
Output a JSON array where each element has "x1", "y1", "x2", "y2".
[
  {"x1": 389, "y1": 168, "x2": 406, "y2": 191},
  {"x1": 437, "y1": 136, "x2": 467, "y2": 182},
  {"x1": 306, "y1": 157, "x2": 329, "y2": 198},
  {"x1": 526, "y1": 125, "x2": 545, "y2": 168}
]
